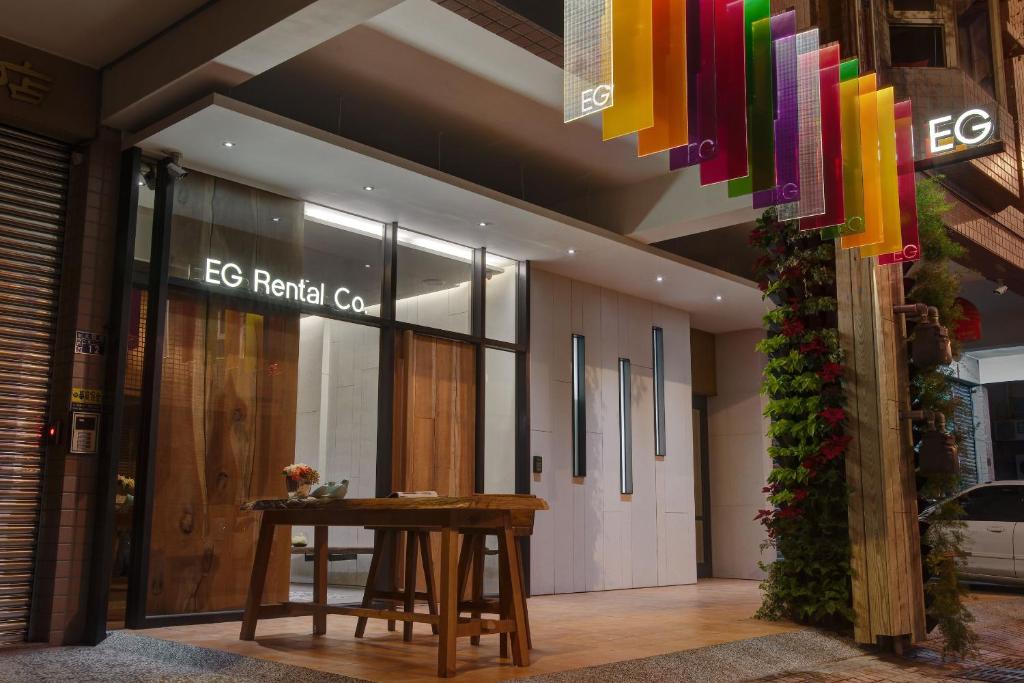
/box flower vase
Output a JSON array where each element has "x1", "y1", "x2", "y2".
[{"x1": 287, "y1": 479, "x2": 311, "y2": 499}]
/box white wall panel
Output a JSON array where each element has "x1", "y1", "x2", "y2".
[{"x1": 530, "y1": 270, "x2": 697, "y2": 594}]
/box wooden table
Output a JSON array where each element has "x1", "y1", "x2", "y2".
[{"x1": 239, "y1": 495, "x2": 548, "y2": 677}]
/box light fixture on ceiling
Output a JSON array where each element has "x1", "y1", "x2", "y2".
[
  {"x1": 714, "y1": 294, "x2": 724, "y2": 301},
  {"x1": 363, "y1": 185, "x2": 375, "y2": 191},
  {"x1": 271, "y1": 217, "x2": 281, "y2": 223},
  {"x1": 656, "y1": 276, "x2": 664, "y2": 283},
  {"x1": 365, "y1": 264, "x2": 371, "y2": 269},
  {"x1": 994, "y1": 280, "x2": 1008, "y2": 295},
  {"x1": 304, "y1": 203, "x2": 385, "y2": 238},
  {"x1": 567, "y1": 248, "x2": 576, "y2": 255},
  {"x1": 222, "y1": 141, "x2": 235, "y2": 148},
  {"x1": 478, "y1": 221, "x2": 490, "y2": 227}
]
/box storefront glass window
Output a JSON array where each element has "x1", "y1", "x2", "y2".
[
  {"x1": 485, "y1": 254, "x2": 517, "y2": 342},
  {"x1": 132, "y1": 162, "x2": 156, "y2": 273},
  {"x1": 167, "y1": 172, "x2": 385, "y2": 317},
  {"x1": 484, "y1": 348, "x2": 517, "y2": 494},
  {"x1": 395, "y1": 228, "x2": 473, "y2": 334}
]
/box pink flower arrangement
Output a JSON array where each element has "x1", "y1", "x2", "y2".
[{"x1": 282, "y1": 463, "x2": 320, "y2": 484}]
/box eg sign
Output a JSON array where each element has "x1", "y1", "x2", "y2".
[{"x1": 928, "y1": 108, "x2": 995, "y2": 155}]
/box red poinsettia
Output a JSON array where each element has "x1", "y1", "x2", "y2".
[
  {"x1": 820, "y1": 434, "x2": 852, "y2": 461},
  {"x1": 818, "y1": 361, "x2": 844, "y2": 382},
  {"x1": 781, "y1": 318, "x2": 805, "y2": 338},
  {"x1": 800, "y1": 338, "x2": 828, "y2": 355},
  {"x1": 820, "y1": 407, "x2": 847, "y2": 426}
]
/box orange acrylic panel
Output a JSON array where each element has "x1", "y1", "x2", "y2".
[
  {"x1": 638, "y1": 0, "x2": 687, "y2": 155},
  {"x1": 860, "y1": 87, "x2": 903, "y2": 258},
  {"x1": 604, "y1": 0, "x2": 655, "y2": 140},
  {"x1": 841, "y1": 74, "x2": 884, "y2": 249}
]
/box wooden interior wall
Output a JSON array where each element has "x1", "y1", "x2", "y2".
[
  {"x1": 392, "y1": 331, "x2": 476, "y2": 497},
  {"x1": 836, "y1": 250, "x2": 926, "y2": 645},
  {"x1": 392, "y1": 331, "x2": 476, "y2": 589}
]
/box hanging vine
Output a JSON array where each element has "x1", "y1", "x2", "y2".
[
  {"x1": 750, "y1": 210, "x2": 853, "y2": 627},
  {"x1": 908, "y1": 176, "x2": 977, "y2": 659}
]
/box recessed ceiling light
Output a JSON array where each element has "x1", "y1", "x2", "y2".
[
  {"x1": 714, "y1": 294, "x2": 724, "y2": 301},
  {"x1": 567, "y1": 248, "x2": 576, "y2": 255},
  {"x1": 656, "y1": 276, "x2": 664, "y2": 283},
  {"x1": 137, "y1": 180, "x2": 144, "y2": 186},
  {"x1": 478, "y1": 221, "x2": 490, "y2": 227},
  {"x1": 363, "y1": 185, "x2": 375, "y2": 191},
  {"x1": 222, "y1": 141, "x2": 235, "y2": 148},
  {"x1": 365, "y1": 264, "x2": 371, "y2": 268},
  {"x1": 271, "y1": 217, "x2": 280, "y2": 223}
]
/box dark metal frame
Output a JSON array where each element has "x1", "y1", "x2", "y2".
[
  {"x1": 571, "y1": 334, "x2": 586, "y2": 477},
  {"x1": 84, "y1": 148, "x2": 141, "y2": 643},
  {"x1": 652, "y1": 327, "x2": 667, "y2": 457},
  {"x1": 618, "y1": 357, "x2": 633, "y2": 495},
  {"x1": 90, "y1": 156, "x2": 531, "y2": 632}
]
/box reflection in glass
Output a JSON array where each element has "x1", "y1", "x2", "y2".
[
  {"x1": 167, "y1": 171, "x2": 385, "y2": 316},
  {"x1": 484, "y1": 348, "x2": 517, "y2": 494},
  {"x1": 395, "y1": 228, "x2": 472, "y2": 334},
  {"x1": 485, "y1": 254, "x2": 517, "y2": 342},
  {"x1": 571, "y1": 335, "x2": 586, "y2": 477},
  {"x1": 619, "y1": 358, "x2": 633, "y2": 494},
  {"x1": 653, "y1": 327, "x2": 666, "y2": 457}
]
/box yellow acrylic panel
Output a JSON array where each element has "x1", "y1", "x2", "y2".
[
  {"x1": 860, "y1": 87, "x2": 903, "y2": 258},
  {"x1": 638, "y1": 0, "x2": 687, "y2": 155},
  {"x1": 603, "y1": 0, "x2": 656, "y2": 140},
  {"x1": 841, "y1": 75, "x2": 884, "y2": 249}
]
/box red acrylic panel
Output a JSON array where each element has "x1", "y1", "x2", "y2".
[
  {"x1": 878, "y1": 100, "x2": 922, "y2": 265},
  {"x1": 700, "y1": 0, "x2": 748, "y2": 184},
  {"x1": 802, "y1": 44, "x2": 844, "y2": 230}
]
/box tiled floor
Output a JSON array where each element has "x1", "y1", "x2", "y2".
[{"x1": 140, "y1": 578, "x2": 800, "y2": 682}]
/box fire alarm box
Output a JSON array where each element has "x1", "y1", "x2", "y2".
[{"x1": 69, "y1": 411, "x2": 100, "y2": 454}]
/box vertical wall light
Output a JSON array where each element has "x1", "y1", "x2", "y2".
[
  {"x1": 618, "y1": 358, "x2": 633, "y2": 494},
  {"x1": 571, "y1": 334, "x2": 587, "y2": 477},
  {"x1": 652, "y1": 327, "x2": 667, "y2": 457}
]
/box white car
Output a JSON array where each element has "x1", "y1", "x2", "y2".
[{"x1": 924, "y1": 481, "x2": 1024, "y2": 587}]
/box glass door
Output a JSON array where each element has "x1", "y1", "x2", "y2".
[{"x1": 693, "y1": 396, "x2": 712, "y2": 578}]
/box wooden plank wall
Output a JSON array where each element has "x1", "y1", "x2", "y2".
[{"x1": 836, "y1": 250, "x2": 926, "y2": 645}]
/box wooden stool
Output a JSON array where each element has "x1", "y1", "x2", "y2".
[
  {"x1": 355, "y1": 527, "x2": 439, "y2": 641},
  {"x1": 456, "y1": 528, "x2": 532, "y2": 656}
]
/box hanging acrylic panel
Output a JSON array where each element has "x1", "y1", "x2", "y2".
[
  {"x1": 778, "y1": 30, "x2": 824, "y2": 221},
  {"x1": 564, "y1": 0, "x2": 614, "y2": 123},
  {"x1": 801, "y1": 44, "x2": 844, "y2": 231},
  {"x1": 638, "y1": 0, "x2": 688, "y2": 156},
  {"x1": 727, "y1": 0, "x2": 770, "y2": 197},
  {"x1": 753, "y1": 12, "x2": 797, "y2": 210},
  {"x1": 603, "y1": 0, "x2": 655, "y2": 140},
  {"x1": 749, "y1": 16, "x2": 778, "y2": 192},
  {"x1": 700, "y1": 0, "x2": 748, "y2": 185},
  {"x1": 669, "y1": 0, "x2": 717, "y2": 168},
  {"x1": 860, "y1": 87, "x2": 903, "y2": 257},
  {"x1": 841, "y1": 74, "x2": 884, "y2": 249},
  {"x1": 879, "y1": 100, "x2": 922, "y2": 265},
  {"x1": 823, "y1": 60, "x2": 863, "y2": 241}
]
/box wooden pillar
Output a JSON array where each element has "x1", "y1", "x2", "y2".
[{"x1": 835, "y1": 250, "x2": 926, "y2": 646}]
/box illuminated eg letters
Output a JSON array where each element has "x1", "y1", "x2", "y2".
[
  {"x1": 581, "y1": 84, "x2": 613, "y2": 114},
  {"x1": 203, "y1": 258, "x2": 365, "y2": 313},
  {"x1": 928, "y1": 108, "x2": 994, "y2": 155}
]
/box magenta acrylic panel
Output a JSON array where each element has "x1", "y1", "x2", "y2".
[
  {"x1": 778, "y1": 29, "x2": 823, "y2": 221},
  {"x1": 700, "y1": 0, "x2": 748, "y2": 184},
  {"x1": 878, "y1": 100, "x2": 921, "y2": 264}
]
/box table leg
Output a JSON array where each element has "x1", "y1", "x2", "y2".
[
  {"x1": 501, "y1": 526, "x2": 530, "y2": 667},
  {"x1": 497, "y1": 532, "x2": 510, "y2": 660},
  {"x1": 403, "y1": 530, "x2": 418, "y2": 642},
  {"x1": 355, "y1": 530, "x2": 386, "y2": 638},
  {"x1": 240, "y1": 515, "x2": 275, "y2": 641},
  {"x1": 437, "y1": 527, "x2": 459, "y2": 678},
  {"x1": 470, "y1": 534, "x2": 485, "y2": 647},
  {"x1": 313, "y1": 525, "x2": 328, "y2": 635},
  {"x1": 418, "y1": 531, "x2": 439, "y2": 636}
]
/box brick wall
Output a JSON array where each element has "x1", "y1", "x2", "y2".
[{"x1": 30, "y1": 128, "x2": 121, "y2": 645}]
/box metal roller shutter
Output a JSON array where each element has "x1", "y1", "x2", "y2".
[{"x1": 0, "y1": 124, "x2": 68, "y2": 646}]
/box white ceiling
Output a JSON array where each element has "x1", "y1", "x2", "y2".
[
  {"x1": 131, "y1": 95, "x2": 766, "y2": 333},
  {"x1": 0, "y1": 0, "x2": 209, "y2": 68}
]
